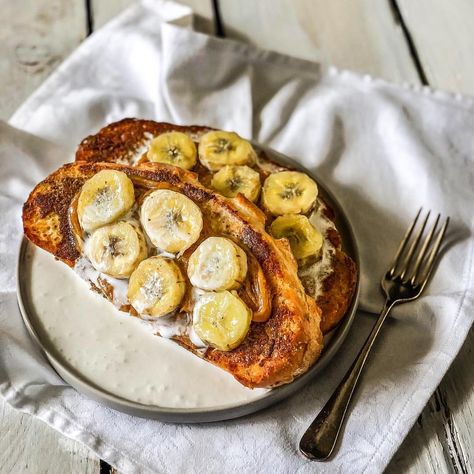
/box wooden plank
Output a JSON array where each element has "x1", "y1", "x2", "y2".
[
  {"x1": 0, "y1": 1, "x2": 214, "y2": 472},
  {"x1": 92, "y1": 0, "x2": 215, "y2": 34},
  {"x1": 387, "y1": 331, "x2": 474, "y2": 473},
  {"x1": 0, "y1": 399, "x2": 99, "y2": 473},
  {"x1": 218, "y1": 0, "x2": 421, "y2": 83},
  {"x1": 0, "y1": 0, "x2": 88, "y2": 120},
  {"x1": 397, "y1": 0, "x2": 474, "y2": 96},
  {"x1": 440, "y1": 330, "x2": 474, "y2": 472},
  {"x1": 218, "y1": 2, "x2": 473, "y2": 473},
  {"x1": 393, "y1": 0, "x2": 474, "y2": 470},
  {"x1": 90, "y1": 0, "x2": 136, "y2": 29},
  {"x1": 0, "y1": 1, "x2": 100, "y2": 472}
]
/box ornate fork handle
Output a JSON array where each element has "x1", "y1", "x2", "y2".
[{"x1": 299, "y1": 299, "x2": 396, "y2": 460}]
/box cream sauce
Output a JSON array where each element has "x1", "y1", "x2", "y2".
[
  {"x1": 25, "y1": 245, "x2": 268, "y2": 408},
  {"x1": 298, "y1": 200, "x2": 337, "y2": 299}
]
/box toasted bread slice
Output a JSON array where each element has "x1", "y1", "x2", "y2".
[
  {"x1": 76, "y1": 118, "x2": 213, "y2": 165},
  {"x1": 23, "y1": 161, "x2": 323, "y2": 388},
  {"x1": 75, "y1": 119, "x2": 357, "y2": 332}
]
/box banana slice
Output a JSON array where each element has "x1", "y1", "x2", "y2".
[
  {"x1": 147, "y1": 132, "x2": 197, "y2": 170},
  {"x1": 198, "y1": 131, "x2": 257, "y2": 171},
  {"x1": 140, "y1": 189, "x2": 203, "y2": 254},
  {"x1": 85, "y1": 221, "x2": 147, "y2": 278},
  {"x1": 128, "y1": 256, "x2": 186, "y2": 317},
  {"x1": 270, "y1": 214, "x2": 323, "y2": 264},
  {"x1": 193, "y1": 291, "x2": 252, "y2": 351},
  {"x1": 187, "y1": 237, "x2": 248, "y2": 291},
  {"x1": 78, "y1": 170, "x2": 135, "y2": 232},
  {"x1": 211, "y1": 165, "x2": 261, "y2": 201},
  {"x1": 261, "y1": 171, "x2": 318, "y2": 216}
]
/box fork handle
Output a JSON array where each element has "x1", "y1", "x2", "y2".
[{"x1": 299, "y1": 299, "x2": 396, "y2": 460}]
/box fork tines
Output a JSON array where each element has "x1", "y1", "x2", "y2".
[{"x1": 389, "y1": 208, "x2": 449, "y2": 287}]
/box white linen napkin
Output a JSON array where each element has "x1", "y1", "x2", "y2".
[{"x1": 1, "y1": 1, "x2": 473, "y2": 472}]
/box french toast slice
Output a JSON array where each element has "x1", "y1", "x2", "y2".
[
  {"x1": 75, "y1": 119, "x2": 357, "y2": 333},
  {"x1": 23, "y1": 161, "x2": 323, "y2": 388}
]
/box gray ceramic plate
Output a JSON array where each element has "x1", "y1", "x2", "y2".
[{"x1": 17, "y1": 147, "x2": 360, "y2": 423}]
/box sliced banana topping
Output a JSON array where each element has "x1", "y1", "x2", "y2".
[
  {"x1": 187, "y1": 237, "x2": 248, "y2": 291},
  {"x1": 85, "y1": 221, "x2": 147, "y2": 278},
  {"x1": 147, "y1": 132, "x2": 197, "y2": 170},
  {"x1": 140, "y1": 189, "x2": 203, "y2": 254},
  {"x1": 261, "y1": 171, "x2": 318, "y2": 216},
  {"x1": 193, "y1": 291, "x2": 252, "y2": 351},
  {"x1": 270, "y1": 214, "x2": 323, "y2": 264},
  {"x1": 128, "y1": 256, "x2": 186, "y2": 317},
  {"x1": 198, "y1": 131, "x2": 257, "y2": 171},
  {"x1": 211, "y1": 165, "x2": 261, "y2": 202},
  {"x1": 78, "y1": 170, "x2": 135, "y2": 232}
]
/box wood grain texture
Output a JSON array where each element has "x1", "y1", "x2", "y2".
[
  {"x1": 91, "y1": 0, "x2": 215, "y2": 33},
  {"x1": 0, "y1": 399, "x2": 99, "y2": 473},
  {"x1": 397, "y1": 0, "x2": 474, "y2": 96},
  {"x1": 0, "y1": 1, "x2": 100, "y2": 472},
  {"x1": 0, "y1": 0, "x2": 88, "y2": 120},
  {"x1": 218, "y1": 0, "x2": 421, "y2": 83},
  {"x1": 387, "y1": 330, "x2": 474, "y2": 473}
]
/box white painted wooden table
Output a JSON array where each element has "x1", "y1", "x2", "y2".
[{"x1": 1, "y1": 1, "x2": 473, "y2": 472}]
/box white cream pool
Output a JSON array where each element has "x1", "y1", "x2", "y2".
[{"x1": 24, "y1": 245, "x2": 269, "y2": 408}]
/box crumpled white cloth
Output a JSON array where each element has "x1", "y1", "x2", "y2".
[{"x1": 1, "y1": 1, "x2": 473, "y2": 472}]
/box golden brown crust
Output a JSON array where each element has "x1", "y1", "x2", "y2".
[
  {"x1": 75, "y1": 119, "x2": 357, "y2": 333},
  {"x1": 22, "y1": 166, "x2": 87, "y2": 266},
  {"x1": 23, "y1": 161, "x2": 323, "y2": 388},
  {"x1": 75, "y1": 118, "x2": 213, "y2": 164}
]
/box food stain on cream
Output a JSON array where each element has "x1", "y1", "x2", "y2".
[{"x1": 26, "y1": 245, "x2": 268, "y2": 408}]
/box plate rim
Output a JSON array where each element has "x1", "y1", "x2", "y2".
[{"x1": 16, "y1": 146, "x2": 360, "y2": 423}]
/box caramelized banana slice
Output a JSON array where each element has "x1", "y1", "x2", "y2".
[
  {"x1": 77, "y1": 170, "x2": 135, "y2": 232},
  {"x1": 193, "y1": 291, "x2": 252, "y2": 351},
  {"x1": 147, "y1": 132, "x2": 197, "y2": 170},
  {"x1": 128, "y1": 256, "x2": 186, "y2": 317},
  {"x1": 211, "y1": 165, "x2": 261, "y2": 202},
  {"x1": 140, "y1": 190, "x2": 203, "y2": 254},
  {"x1": 85, "y1": 221, "x2": 147, "y2": 278},
  {"x1": 261, "y1": 171, "x2": 317, "y2": 216},
  {"x1": 270, "y1": 214, "x2": 323, "y2": 264},
  {"x1": 198, "y1": 131, "x2": 257, "y2": 171},
  {"x1": 187, "y1": 237, "x2": 248, "y2": 291}
]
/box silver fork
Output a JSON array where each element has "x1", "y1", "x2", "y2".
[{"x1": 299, "y1": 208, "x2": 450, "y2": 461}]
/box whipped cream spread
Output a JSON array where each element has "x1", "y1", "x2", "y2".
[
  {"x1": 299, "y1": 200, "x2": 337, "y2": 298},
  {"x1": 26, "y1": 245, "x2": 269, "y2": 408}
]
